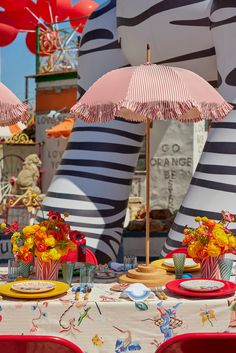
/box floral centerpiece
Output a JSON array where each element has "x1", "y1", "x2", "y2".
[
  {"x1": 182, "y1": 210, "x2": 236, "y2": 278},
  {"x1": 1, "y1": 211, "x2": 77, "y2": 280}
]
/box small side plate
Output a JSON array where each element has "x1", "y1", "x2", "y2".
[
  {"x1": 12, "y1": 281, "x2": 56, "y2": 293},
  {"x1": 180, "y1": 279, "x2": 224, "y2": 292},
  {"x1": 163, "y1": 258, "x2": 197, "y2": 268}
]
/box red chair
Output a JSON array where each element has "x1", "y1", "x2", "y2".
[
  {"x1": 164, "y1": 248, "x2": 188, "y2": 258},
  {"x1": 0, "y1": 335, "x2": 84, "y2": 353},
  {"x1": 155, "y1": 332, "x2": 236, "y2": 353}
]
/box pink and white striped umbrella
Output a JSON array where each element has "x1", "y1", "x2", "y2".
[
  {"x1": 71, "y1": 64, "x2": 233, "y2": 122},
  {"x1": 0, "y1": 82, "x2": 30, "y2": 127}
]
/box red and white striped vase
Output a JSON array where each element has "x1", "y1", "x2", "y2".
[
  {"x1": 200, "y1": 255, "x2": 224, "y2": 279},
  {"x1": 35, "y1": 257, "x2": 60, "y2": 281}
]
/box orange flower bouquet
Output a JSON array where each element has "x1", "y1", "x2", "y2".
[
  {"x1": 1, "y1": 211, "x2": 77, "y2": 280},
  {"x1": 182, "y1": 211, "x2": 236, "y2": 278},
  {"x1": 2, "y1": 211, "x2": 76, "y2": 263}
]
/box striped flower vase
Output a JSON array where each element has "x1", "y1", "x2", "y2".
[
  {"x1": 35, "y1": 257, "x2": 60, "y2": 281},
  {"x1": 200, "y1": 255, "x2": 224, "y2": 279}
]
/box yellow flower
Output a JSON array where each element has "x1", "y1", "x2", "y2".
[
  {"x1": 40, "y1": 226, "x2": 47, "y2": 232},
  {"x1": 0, "y1": 223, "x2": 6, "y2": 229},
  {"x1": 22, "y1": 226, "x2": 35, "y2": 236},
  {"x1": 24, "y1": 236, "x2": 34, "y2": 248},
  {"x1": 45, "y1": 237, "x2": 56, "y2": 247},
  {"x1": 195, "y1": 216, "x2": 201, "y2": 222},
  {"x1": 12, "y1": 244, "x2": 19, "y2": 253},
  {"x1": 64, "y1": 212, "x2": 69, "y2": 218},
  {"x1": 36, "y1": 250, "x2": 50, "y2": 262},
  {"x1": 32, "y1": 224, "x2": 40, "y2": 231},
  {"x1": 215, "y1": 234, "x2": 229, "y2": 247},
  {"x1": 207, "y1": 242, "x2": 221, "y2": 256},
  {"x1": 228, "y1": 236, "x2": 236, "y2": 248},
  {"x1": 212, "y1": 226, "x2": 226, "y2": 237},
  {"x1": 49, "y1": 248, "x2": 61, "y2": 260},
  {"x1": 188, "y1": 242, "x2": 203, "y2": 258}
]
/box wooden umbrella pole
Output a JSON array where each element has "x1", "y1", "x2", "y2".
[
  {"x1": 146, "y1": 43, "x2": 151, "y2": 266},
  {"x1": 146, "y1": 120, "x2": 151, "y2": 266}
]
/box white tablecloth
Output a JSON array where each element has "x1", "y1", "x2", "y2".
[{"x1": 1, "y1": 280, "x2": 236, "y2": 353}]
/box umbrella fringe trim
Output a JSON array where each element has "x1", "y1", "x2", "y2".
[
  {"x1": 70, "y1": 100, "x2": 233, "y2": 123},
  {"x1": 0, "y1": 102, "x2": 30, "y2": 127}
]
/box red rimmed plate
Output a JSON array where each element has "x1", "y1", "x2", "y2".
[{"x1": 166, "y1": 278, "x2": 236, "y2": 298}]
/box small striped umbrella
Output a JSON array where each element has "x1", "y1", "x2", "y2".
[
  {"x1": 70, "y1": 46, "x2": 233, "y2": 279},
  {"x1": 0, "y1": 121, "x2": 26, "y2": 138},
  {"x1": 46, "y1": 118, "x2": 74, "y2": 139},
  {"x1": 0, "y1": 82, "x2": 30, "y2": 127}
]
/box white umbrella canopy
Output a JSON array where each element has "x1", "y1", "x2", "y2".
[
  {"x1": 0, "y1": 82, "x2": 30, "y2": 127},
  {"x1": 70, "y1": 49, "x2": 233, "y2": 286}
]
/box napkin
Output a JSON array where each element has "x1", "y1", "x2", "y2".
[{"x1": 108, "y1": 261, "x2": 133, "y2": 272}]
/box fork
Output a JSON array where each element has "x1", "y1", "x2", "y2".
[{"x1": 153, "y1": 286, "x2": 168, "y2": 300}]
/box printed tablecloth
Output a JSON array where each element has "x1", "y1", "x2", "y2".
[{"x1": 0, "y1": 282, "x2": 236, "y2": 353}]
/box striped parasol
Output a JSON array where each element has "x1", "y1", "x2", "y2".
[
  {"x1": 46, "y1": 118, "x2": 74, "y2": 139},
  {"x1": 71, "y1": 64, "x2": 232, "y2": 124},
  {"x1": 70, "y1": 46, "x2": 233, "y2": 285},
  {"x1": 0, "y1": 121, "x2": 27, "y2": 138},
  {"x1": 0, "y1": 82, "x2": 30, "y2": 127}
]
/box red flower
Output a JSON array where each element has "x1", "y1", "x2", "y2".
[
  {"x1": 47, "y1": 211, "x2": 61, "y2": 222},
  {"x1": 21, "y1": 251, "x2": 33, "y2": 263},
  {"x1": 4, "y1": 221, "x2": 19, "y2": 235},
  {"x1": 69, "y1": 231, "x2": 86, "y2": 246},
  {"x1": 49, "y1": 230, "x2": 63, "y2": 241},
  {"x1": 36, "y1": 242, "x2": 47, "y2": 252},
  {"x1": 58, "y1": 223, "x2": 71, "y2": 233},
  {"x1": 9, "y1": 176, "x2": 16, "y2": 186}
]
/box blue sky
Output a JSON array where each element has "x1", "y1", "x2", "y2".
[{"x1": 0, "y1": 0, "x2": 106, "y2": 103}]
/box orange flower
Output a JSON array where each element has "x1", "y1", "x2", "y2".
[{"x1": 183, "y1": 211, "x2": 236, "y2": 261}]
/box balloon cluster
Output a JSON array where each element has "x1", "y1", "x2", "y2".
[{"x1": 0, "y1": 0, "x2": 99, "y2": 55}]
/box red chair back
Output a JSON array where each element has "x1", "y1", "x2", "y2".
[
  {"x1": 155, "y1": 332, "x2": 236, "y2": 353},
  {"x1": 0, "y1": 335, "x2": 84, "y2": 353},
  {"x1": 164, "y1": 248, "x2": 188, "y2": 258}
]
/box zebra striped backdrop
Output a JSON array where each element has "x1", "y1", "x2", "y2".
[
  {"x1": 162, "y1": 0, "x2": 236, "y2": 256},
  {"x1": 40, "y1": 0, "x2": 236, "y2": 262}
]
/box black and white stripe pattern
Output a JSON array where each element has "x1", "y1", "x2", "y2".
[
  {"x1": 162, "y1": 0, "x2": 236, "y2": 256},
  {"x1": 41, "y1": 0, "x2": 236, "y2": 261},
  {"x1": 39, "y1": 0, "x2": 145, "y2": 263}
]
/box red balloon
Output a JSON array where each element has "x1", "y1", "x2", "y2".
[
  {"x1": 0, "y1": 10, "x2": 17, "y2": 26},
  {"x1": 26, "y1": 26, "x2": 59, "y2": 56},
  {"x1": 0, "y1": 23, "x2": 18, "y2": 46},
  {"x1": 6, "y1": 0, "x2": 40, "y2": 31},
  {"x1": 0, "y1": 0, "x2": 29, "y2": 11},
  {"x1": 69, "y1": 0, "x2": 99, "y2": 33},
  {"x1": 36, "y1": 0, "x2": 72, "y2": 23}
]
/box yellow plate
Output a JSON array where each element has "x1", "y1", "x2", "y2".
[
  {"x1": 151, "y1": 258, "x2": 200, "y2": 273},
  {"x1": 0, "y1": 280, "x2": 69, "y2": 299}
]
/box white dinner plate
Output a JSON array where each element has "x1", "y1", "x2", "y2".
[
  {"x1": 163, "y1": 258, "x2": 197, "y2": 268},
  {"x1": 11, "y1": 281, "x2": 56, "y2": 293},
  {"x1": 180, "y1": 279, "x2": 225, "y2": 292}
]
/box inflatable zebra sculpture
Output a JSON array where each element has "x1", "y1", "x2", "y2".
[{"x1": 41, "y1": 0, "x2": 236, "y2": 262}]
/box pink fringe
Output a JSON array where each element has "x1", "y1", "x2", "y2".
[
  {"x1": 0, "y1": 102, "x2": 30, "y2": 127},
  {"x1": 70, "y1": 100, "x2": 233, "y2": 123}
]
